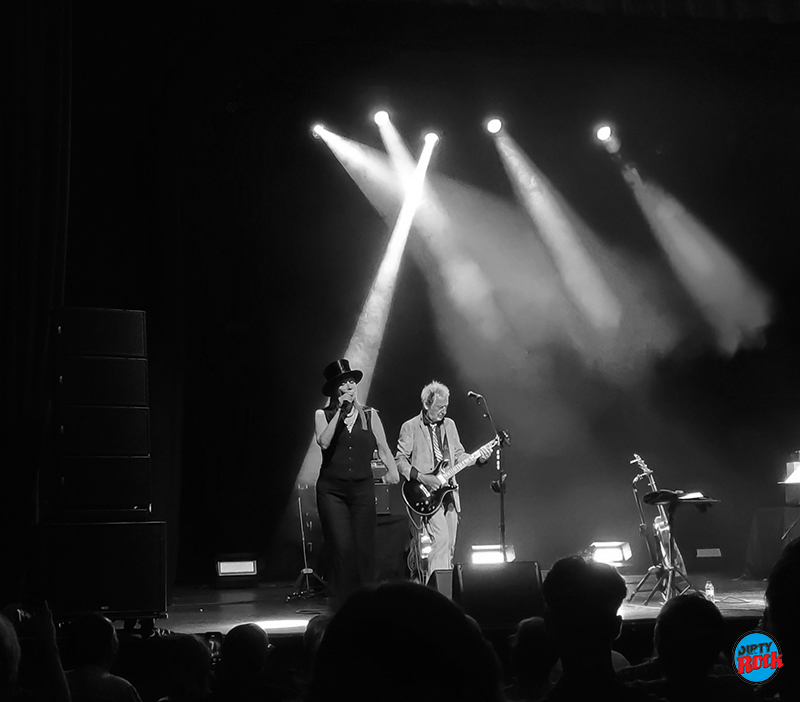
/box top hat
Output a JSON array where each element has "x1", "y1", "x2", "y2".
[{"x1": 322, "y1": 359, "x2": 363, "y2": 397}]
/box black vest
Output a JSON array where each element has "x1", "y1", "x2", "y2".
[{"x1": 319, "y1": 405, "x2": 377, "y2": 481}]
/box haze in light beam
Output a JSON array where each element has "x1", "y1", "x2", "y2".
[
  {"x1": 295, "y1": 135, "x2": 439, "y2": 487},
  {"x1": 625, "y1": 167, "x2": 772, "y2": 354},
  {"x1": 314, "y1": 129, "x2": 402, "y2": 215},
  {"x1": 376, "y1": 118, "x2": 516, "y2": 356},
  {"x1": 494, "y1": 133, "x2": 622, "y2": 332}
]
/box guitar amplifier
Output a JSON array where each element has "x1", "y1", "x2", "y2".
[{"x1": 375, "y1": 484, "x2": 392, "y2": 515}]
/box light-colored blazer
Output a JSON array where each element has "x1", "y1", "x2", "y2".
[{"x1": 395, "y1": 413, "x2": 467, "y2": 512}]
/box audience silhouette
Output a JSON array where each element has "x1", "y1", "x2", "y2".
[
  {"x1": 9, "y1": 546, "x2": 800, "y2": 702},
  {"x1": 540, "y1": 555, "x2": 665, "y2": 701},
  {"x1": 66, "y1": 613, "x2": 143, "y2": 702},
  {"x1": 505, "y1": 616, "x2": 558, "y2": 701},
  {"x1": 157, "y1": 635, "x2": 212, "y2": 702},
  {"x1": 1, "y1": 603, "x2": 69, "y2": 702},
  {"x1": 622, "y1": 593, "x2": 749, "y2": 701},
  {"x1": 0, "y1": 613, "x2": 21, "y2": 702},
  {"x1": 761, "y1": 537, "x2": 800, "y2": 701},
  {"x1": 307, "y1": 581, "x2": 505, "y2": 702},
  {"x1": 203, "y1": 623, "x2": 294, "y2": 702}
]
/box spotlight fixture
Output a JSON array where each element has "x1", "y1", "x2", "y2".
[
  {"x1": 373, "y1": 110, "x2": 390, "y2": 126},
  {"x1": 596, "y1": 124, "x2": 613, "y2": 142},
  {"x1": 470, "y1": 544, "x2": 516, "y2": 565},
  {"x1": 486, "y1": 118, "x2": 503, "y2": 134},
  {"x1": 424, "y1": 132, "x2": 440, "y2": 145},
  {"x1": 594, "y1": 123, "x2": 621, "y2": 154},
  {"x1": 311, "y1": 124, "x2": 325, "y2": 139},
  {"x1": 214, "y1": 553, "x2": 260, "y2": 588},
  {"x1": 586, "y1": 541, "x2": 632, "y2": 566}
]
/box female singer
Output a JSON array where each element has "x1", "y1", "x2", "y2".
[{"x1": 314, "y1": 359, "x2": 398, "y2": 609}]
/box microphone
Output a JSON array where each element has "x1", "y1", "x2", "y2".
[
  {"x1": 340, "y1": 399, "x2": 352, "y2": 414},
  {"x1": 467, "y1": 391, "x2": 483, "y2": 400}
]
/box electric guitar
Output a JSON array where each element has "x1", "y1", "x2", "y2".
[{"x1": 402, "y1": 436, "x2": 502, "y2": 517}]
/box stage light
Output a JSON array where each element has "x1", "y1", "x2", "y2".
[
  {"x1": 214, "y1": 553, "x2": 260, "y2": 588},
  {"x1": 424, "y1": 132, "x2": 439, "y2": 145},
  {"x1": 594, "y1": 123, "x2": 621, "y2": 154},
  {"x1": 470, "y1": 544, "x2": 516, "y2": 565},
  {"x1": 587, "y1": 541, "x2": 632, "y2": 566},
  {"x1": 486, "y1": 118, "x2": 503, "y2": 134},
  {"x1": 373, "y1": 110, "x2": 390, "y2": 126},
  {"x1": 596, "y1": 124, "x2": 612, "y2": 142},
  {"x1": 254, "y1": 618, "x2": 313, "y2": 634},
  {"x1": 311, "y1": 124, "x2": 325, "y2": 139}
]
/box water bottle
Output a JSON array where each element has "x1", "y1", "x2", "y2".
[{"x1": 704, "y1": 580, "x2": 715, "y2": 603}]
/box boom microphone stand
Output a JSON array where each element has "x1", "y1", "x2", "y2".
[{"x1": 468, "y1": 391, "x2": 511, "y2": 561}]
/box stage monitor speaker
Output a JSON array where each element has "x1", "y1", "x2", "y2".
[
  {"x1": 453, "y1": 561, "x2": 544, "y2": 630},
  {"x1": 39, "y1": 521, "x2": 166, "y2": 619},
  {"x1": 428, "y1": 569, "x2": 453, "y2": 599}
]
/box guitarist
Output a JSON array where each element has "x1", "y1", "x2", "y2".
[{"x1": 395, "y1": 380, "x2": 493, "y2": 581}]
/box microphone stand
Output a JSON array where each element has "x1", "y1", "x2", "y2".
[{"x1": 471, "y1": 393, "x2": 511, "y2": 562}]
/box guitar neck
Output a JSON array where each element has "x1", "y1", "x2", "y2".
[{"x1": 439, "y1": 439, "x2": 497, "y2": 482}]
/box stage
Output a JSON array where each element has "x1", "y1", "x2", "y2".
[{"x1": 158, "y1": 571, "x2": 767, "y2": 637}]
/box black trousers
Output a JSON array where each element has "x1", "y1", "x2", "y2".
[{"x1": 316, "y1": 475, "x2": 376, "y2": 608}]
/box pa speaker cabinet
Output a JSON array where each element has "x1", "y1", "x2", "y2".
[
  {"x1": 56, "y1": 456, "x2": 151, "y2": 512},
  {"x1": 56, "y1": 356, "x2": 149, "y2": 406},
  {"x1": 40, "y1": 522, "x2": 166, "y2": 619},
  {"x1": 428, "y1": 569, "x2": 453, "y2": 599},
  {"x1": 54, "y1": 307, "x2": 146, "y2": 357},
  {"x1": 58, "y1": 406, "x2": 150, "y2": 456},
  {"x1": 453, "y1": 561, "x2": 544, "y2": 631}
]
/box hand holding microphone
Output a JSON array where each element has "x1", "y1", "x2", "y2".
[{"x1": 339, "y1": 389, "x2": 355, "y2": 414}]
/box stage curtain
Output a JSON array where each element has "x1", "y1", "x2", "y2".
[
  {"x1": 745, "y1": 507, "x2": 800, "y2": 580},
  {"x1": 0, "y1": 0, "x2": 72, "y2": 606}
]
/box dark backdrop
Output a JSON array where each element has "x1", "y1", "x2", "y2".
[{"x1": 4, "y1": 1, "x2": 800, "y2": 597}]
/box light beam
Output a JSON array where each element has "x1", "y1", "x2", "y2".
[{"x1": 296, "y1": 133, "x2": 441, "y2": 487}]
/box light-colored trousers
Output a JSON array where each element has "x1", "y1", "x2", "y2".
[{"x1": 426, "y1": 501, "x2": 459, "y2": 579}]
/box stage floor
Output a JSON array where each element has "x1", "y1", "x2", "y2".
[{"x1": 157, "y1": 572, "x2": 767, "y2": 637}]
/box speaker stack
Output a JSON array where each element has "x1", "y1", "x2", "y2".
[{"x1": 41, "y1": 307, "x2": 166, "y2": 619}]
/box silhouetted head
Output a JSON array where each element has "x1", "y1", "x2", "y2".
[
  {"x1": 165, "y1": 634, "x2": 212, "y2": 701},
  {"x1": 509, "y1": 616, "x2": 559, "y2": 685},
  {"x1": 70, "y1": 613, "x2": 118, "y2": 669},
  {"x1": 542, "y1": 556, "x2": 628, "y2": 655},
  {"x1": 303, "y1": 613, "x2": 332, "y2": 660},
  {"x1": 219, "y1": 624, "x2": 272, "y2": 681},
  {"x1": 765, "y1": 537, "x2": 800, "y2": 665},
  {"x1": 654, "y1": 593, "x2": 724, "y2": 681},
  {"x1": 0, "y1": 614, "x2": 21, "y2": 702},
  {"x1": 308, "y1": 581, "x2": 504, "y2": 702}
]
